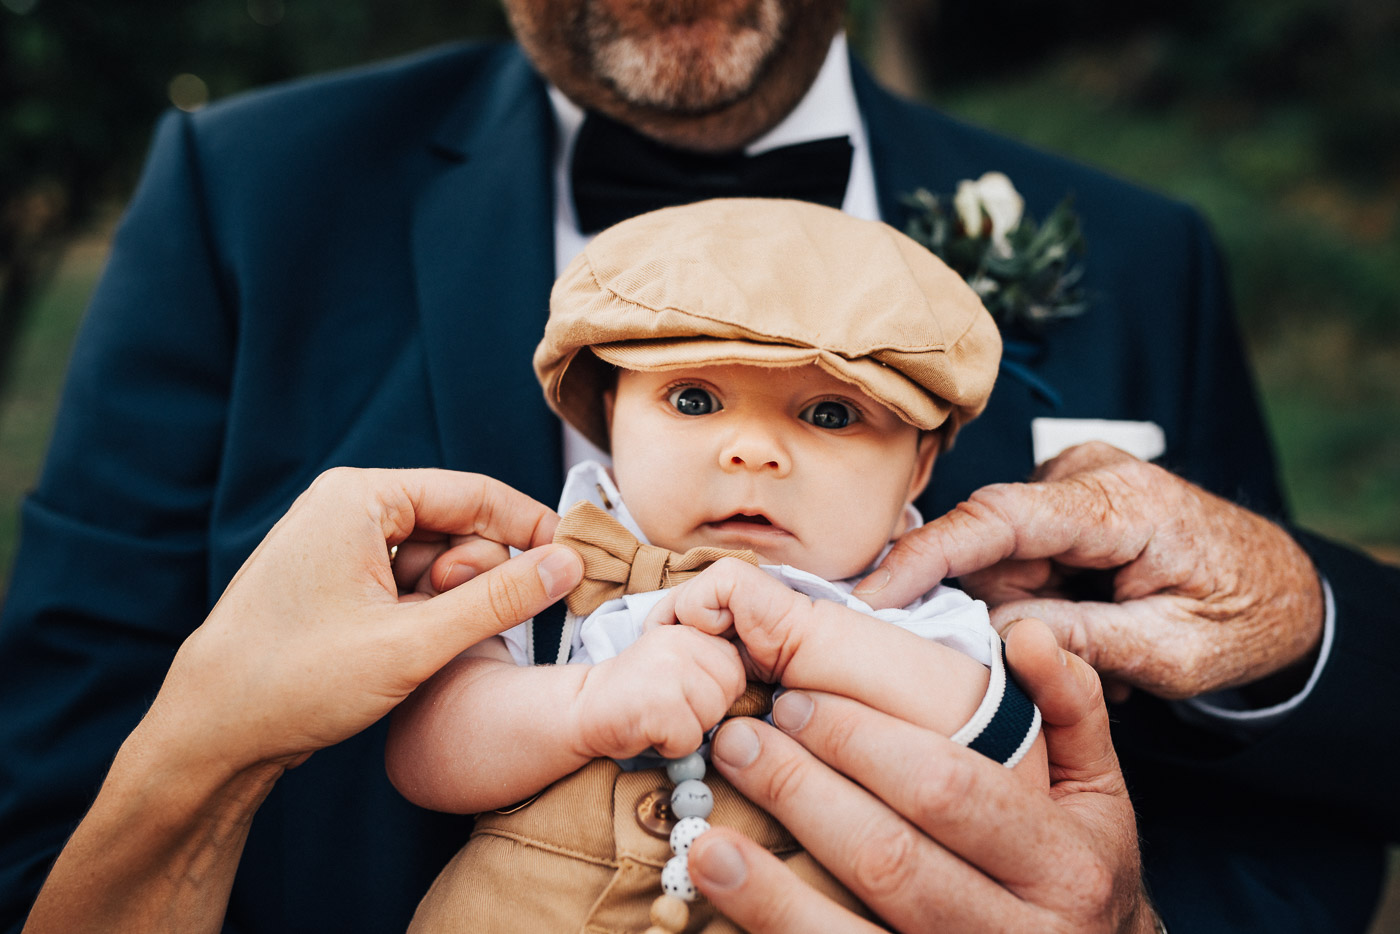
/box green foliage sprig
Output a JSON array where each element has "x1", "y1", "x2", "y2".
[{"x1": 901, "y1": 175, "x2": 1088, "y2": 332}]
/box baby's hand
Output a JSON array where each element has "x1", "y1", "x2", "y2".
[
  {"x1": 567, "y1": 625, "x2": 746, "y2": 761},
  {"x1": 645, "y1": 557, "x2": 819, "y2": 683}
]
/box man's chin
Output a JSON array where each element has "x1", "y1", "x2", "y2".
[{"x1": 592, "y1": 35, "x2": 778, "y2": 116}]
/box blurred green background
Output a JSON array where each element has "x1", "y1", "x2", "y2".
[{"x1": 1, "y1": 0, "x2": 1397, "y2": 923}]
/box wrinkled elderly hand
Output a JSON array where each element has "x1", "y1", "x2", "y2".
[
  {"x1": 855, "y1": 442, "x2": 1324, "y2": 700},
  {"x1": 688, "y1": 619, "x2": 1155, "y2": 933},
  {"x1": 24, "y1": 468, "x2": 583, "y2": 934}
]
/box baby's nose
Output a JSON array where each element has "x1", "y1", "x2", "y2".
[{"x1": 719, "y1": 429, "x2": 791, "y2": 476}]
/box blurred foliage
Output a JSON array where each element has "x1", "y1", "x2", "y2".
[
  {"x1": 895, "y1": 0, "x2": 1400, "y2": 553},
  {"x1": 870, "y1": 0, "x2": 1400, "y2": 343},
  {"x1": 0, "y1": 0, "x2": 509, "y2": 392}
]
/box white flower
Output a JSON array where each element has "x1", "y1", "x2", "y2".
[{"x1": 953, "y1": 171, "x2": 1025, "y2": 258}]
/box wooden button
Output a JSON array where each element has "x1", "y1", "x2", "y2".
[{"x1": 635, "y1": 787, "x2": 676, "y2": 840}]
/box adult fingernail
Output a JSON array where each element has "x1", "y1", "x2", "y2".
[
  {"x1": 852, "y1": 568, "x2": 889, "y2": 596},
  {"x1": 772, "y1": 691, "x2": 813, "y2": 733},
  {"x1": 712, "y1": 720, "x2": 759, "y2": 769},
  {"x1": 536, "y1": 548, "x2": 579, "y2": 600},
  {"x1": 693, "y1": 836, "x2": 747, "y2": 890}
]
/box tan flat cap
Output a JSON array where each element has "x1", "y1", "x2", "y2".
[{"x1": 535, "y1": 198, "x2": 1001, "y2": 450}]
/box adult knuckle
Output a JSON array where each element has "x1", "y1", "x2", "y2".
[
  {"x1": 814, "y1": 700, "x2": 864, "y2": 765},
  {"x1": 758, "y1": 750, "x2": 810, "y2": 809},
  {"x1": 310, "y1": 464, "x2": 359, "y2": 495},
  {"x1": 485, "y1": 571, "x2": 534, "y2": 624},
  {"x1": 848, "y1": 818, "x2": 922, "y2": 900},
  {"x1": 906, "y1": 755, "x2": 978, "y2": 829},
  {"x1": 956, "y1": 487, "x2": 1016, "y2": 527},
  {"x1": 1067, "y1": 855, "x2": 1120, "y2": 920}
]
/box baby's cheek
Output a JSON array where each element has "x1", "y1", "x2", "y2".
[{"x1": 806, "y1": 509, "x2": 893, "y2": 580}]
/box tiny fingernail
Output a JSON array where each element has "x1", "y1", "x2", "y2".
[
  {"x1": 536, "y1": 548, "x2": 578, "y2": 600},
  {"x1": 439, "y1": 562, "x2": 471, "y2": 591},
  {"x1": 772, "y1": 691, "x2": 813, "y2": 733},
  {"x1": 693, "y1": 837, "x2": 747, "y2": 890},
  {"x1": 1059, "y1": 648, "x2": 1070, "y2": 667},
  {"x1": 852, "y1": 568, "x2": 889, "y2": 596},
  {"x1": 712, "y1": 720, "x2": 759, "y2": 769}
]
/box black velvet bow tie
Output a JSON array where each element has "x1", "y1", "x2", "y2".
[{"x1": 570, "y1": 112, "x2": 853, "y2": 234}]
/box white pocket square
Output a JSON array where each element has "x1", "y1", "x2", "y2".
[{"x1": 1031, "y1": 417, "x2": 1166, "y2": 466}]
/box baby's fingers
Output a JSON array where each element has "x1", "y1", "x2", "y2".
[{"x1": 419, "y1": 535, "x2": 513, "y2": 595}]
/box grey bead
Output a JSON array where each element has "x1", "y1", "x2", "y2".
[
  {"x1": 666, "y1": 752, "x2": 707, "y2": 784},
  {"x1": 670, "y1": 779, "x2": 714, "y2": 820}
]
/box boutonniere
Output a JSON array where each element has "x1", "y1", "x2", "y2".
[{"x1": 901, "y1": 172, "x2": 1087, "y2": 334}]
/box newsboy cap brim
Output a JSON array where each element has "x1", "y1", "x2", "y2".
[{"x1": 534, "y1": 198, "x2": 1001, "y2": 451}]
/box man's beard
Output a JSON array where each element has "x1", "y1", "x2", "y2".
[{"x1": 582, "y1": 0, "x2": 786, "y2": 114}]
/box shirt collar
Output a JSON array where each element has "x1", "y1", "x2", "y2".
[{"x1": 548, "y1": 32, "x2": 877, "y2": 272}]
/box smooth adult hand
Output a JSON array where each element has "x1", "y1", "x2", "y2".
[
  {"x1": 23, "y1": 467, "x2": 583, "y2": 934},
  {"x1": 688, "y1": 619, "x2": 1156, "y2": 934},
  {"x1": 855, "y1": 442, "x2": 1324, "y2": 700},
  {"x1": 149, "y1": 467, "x2": 583, "y2": 770}
]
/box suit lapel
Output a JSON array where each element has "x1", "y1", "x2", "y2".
[{"x1": 411, "y1": 47, "x2": 562, "y2": 505}]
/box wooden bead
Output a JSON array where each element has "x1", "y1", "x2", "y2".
[{"x1": 650, "y1": 893, "x2": 690, "y2": 931}]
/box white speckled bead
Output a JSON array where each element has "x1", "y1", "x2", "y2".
[
  {"x1": 669, "y1": 816, "x2": 710, "y2": 856},
  {"x1": 666, "y1": 752, "x2": 707, "y2": 784},
  {"x1": 670, "y1": 779, "x2": 714, "y2": 820},
  {"x1": 661, "y1": 854, "x2": 698, "y2": 902}
]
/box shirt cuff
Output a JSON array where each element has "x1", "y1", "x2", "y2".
[{"x1": 1176, "y1": 576, "x2": 1335, "y2": 735}]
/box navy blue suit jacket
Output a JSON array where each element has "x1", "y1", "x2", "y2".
[{"x1": 2, "y1": 41, "x2": 1396, "y2": 932}]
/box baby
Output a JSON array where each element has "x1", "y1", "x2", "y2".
[{"x1": 387, "y1": 198, "x2": 1047, "y2": 933}]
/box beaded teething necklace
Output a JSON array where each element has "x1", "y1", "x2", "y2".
[
  {"x1": 642, "y1": 750, "x2": 713, "y2": 933},
  {"x1": 644, "y1": 682, "x2": 773, "y2": 933}
]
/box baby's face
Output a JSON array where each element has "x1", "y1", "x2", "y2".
[{"x1": 607, "y1": 364, "x2": 938, "y2": 581}]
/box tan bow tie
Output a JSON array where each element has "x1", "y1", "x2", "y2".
[{"x1": 553, "y1": 501, "x2": 759, "y2": 617}]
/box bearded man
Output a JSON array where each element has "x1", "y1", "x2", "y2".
[{"x1": 2, "y1": 2, "x2": 1394, "y2": 932}]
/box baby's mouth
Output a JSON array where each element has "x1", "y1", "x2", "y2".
[{"x1": 704, "y1": 512, "x2": 789, "y2": 537}]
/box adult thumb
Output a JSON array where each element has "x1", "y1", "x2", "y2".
[
  {"x1": 1003, "y1": 618, "x2": 1123, "y2": 789},
  {"x1": 403, "y1": 543, "x2": 582, "y2": 667}
]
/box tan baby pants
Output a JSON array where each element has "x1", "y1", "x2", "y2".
[{"x1": 408, "y1": 758, "x2": 868, "y2": 933}]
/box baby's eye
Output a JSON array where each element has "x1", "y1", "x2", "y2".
[
  {"x1": 800, "y1": 400, "x2": 859, "y2": 430},
  {"x1": 668, "y1": 386, "x2": 720, "y2": 416}
]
